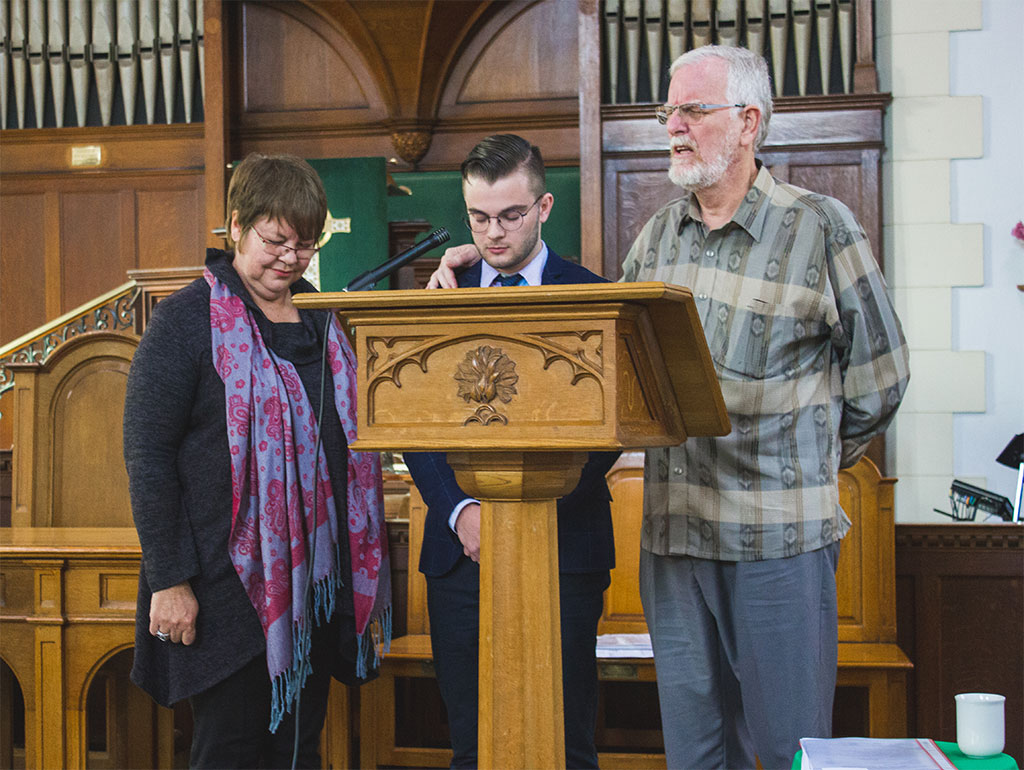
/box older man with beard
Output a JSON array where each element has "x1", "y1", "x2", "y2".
[
  {"x1": 428, "y1": 46, "x2": 909, "y2": 770},
  {"x1": 619, "y1": 46, "x2": 909, "y2": 769}
]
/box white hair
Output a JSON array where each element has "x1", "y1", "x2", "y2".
[{"x1": 669, "y1": 45, "x2": 774, "y2": 150}]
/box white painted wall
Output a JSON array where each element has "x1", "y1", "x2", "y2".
[
  {"x1": 948, "y1": 0, "x2": 1024, "y2": 509},
  {"x1": 877, "y1": 0, "x2": 1024, "y2": 522}
]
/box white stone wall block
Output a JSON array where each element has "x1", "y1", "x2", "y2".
[
  {"x1": 890, "y1": 96, "x2": 983, "y2": 161},
  {"x1": 889, "y1": 32, "x2": 950, "y2": 97},
  {"x1": 890, "y1": 223, "x2": 983, "y2": 288},
  {"x1": 893, "y1": 287, "x2": 952, "y2": 350},
  {"x1": 888, "y1": 160, "x2": 951, "y2": 224},
  {"x1": 899, "y1": 350, "x2": 986, "y2": 413},
  {"x1": 887, "y1": 0, "x2": 983, "y2": 35},
  {"x1": 894, "y1": 412, "x2": 954, "y2": 476}
]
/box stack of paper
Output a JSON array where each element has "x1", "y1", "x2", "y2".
[
  {"x1": 800, "y1": 738, "x2": 957, "y2": 770},
  {"x1": 595, "y1": 633, "x2": 653, "y2": 658}
]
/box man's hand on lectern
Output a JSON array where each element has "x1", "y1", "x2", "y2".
[{"x1": 426, "y1": 244, "x2": 481, "y2": 288}]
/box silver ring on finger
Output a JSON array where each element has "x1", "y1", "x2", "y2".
[{"x1": 156, "y1": 631, "x2": 171, "y2": 642}]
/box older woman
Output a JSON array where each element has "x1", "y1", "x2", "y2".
[{"x1": 123, "y1": 153, "x2": 389, "y2": 768}]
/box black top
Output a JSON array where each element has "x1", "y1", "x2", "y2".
[{"x1": 123, "y1": 248, "x2": 361, "y2": 707}]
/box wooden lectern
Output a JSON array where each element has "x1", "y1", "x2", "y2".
[{"x1": 295, "y1": 282, "x2": 729, "y2": 769}]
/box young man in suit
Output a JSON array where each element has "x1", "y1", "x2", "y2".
[{"x1": 403, "y1": 134, "x2": 619, "y2": 769}]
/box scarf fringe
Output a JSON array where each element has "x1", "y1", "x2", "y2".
[
  {"x1": 355, "y1": 604, "x2": 393, "y2": 680},
  {"x1": 268, "y1": 566, "x2": 341, "y2": 734}
]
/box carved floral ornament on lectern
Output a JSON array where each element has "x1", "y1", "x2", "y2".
[
  {"x1": 363, "y1": 331, "x2": 605, "y2": 427},
  {"x1": 455, "y1": 346, "x2": 519, "y2": 426}
]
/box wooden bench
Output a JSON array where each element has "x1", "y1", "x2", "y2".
[{"x1": 360, "y1": 452, "x2": 911, "y2": 768}]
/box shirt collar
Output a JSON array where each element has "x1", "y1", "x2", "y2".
[
  {"x1": 479, "y1": 241, "x2": 549, "y2": 287},
  {"x1": 678, "y1": 161, "x2": 774, "y2": 243}
]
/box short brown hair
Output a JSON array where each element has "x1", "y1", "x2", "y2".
[
  {"x1": 460, "y1": 134, "x2": 546, "y2": 198},
  {"x1": 225, "y1": 153, "x2": 327, "y2": 248}
]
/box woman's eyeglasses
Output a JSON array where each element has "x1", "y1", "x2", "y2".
[{"x1": 251, "y1": 226, "x2": 322, "y2": 259}]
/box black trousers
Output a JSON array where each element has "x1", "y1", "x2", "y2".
[
  {"x1": 426, "y1": 557, "x2": 611, "y2": 769},
  {"x1": 188, "y1": 622, "x2": 334, "y2": 769}
]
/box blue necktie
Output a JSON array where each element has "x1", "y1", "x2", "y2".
[{"x1": 492, "y1": 273, "x2": 528, "y2": 287}]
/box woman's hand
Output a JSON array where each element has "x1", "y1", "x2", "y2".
[
  {"x1": 426, "y1": 244, "x2": 482, "y2": 288},
  {"x1": 150, "y1": 581, "x2": 199, "y2": 645}
]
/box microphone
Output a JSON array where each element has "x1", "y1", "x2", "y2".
[{"x1": 345, "y1": 228, "x2": 451, "y2": 291}]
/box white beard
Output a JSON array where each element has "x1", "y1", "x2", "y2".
[{"x1": 667, "y1": 120, "x2": 743, "y2": 192}]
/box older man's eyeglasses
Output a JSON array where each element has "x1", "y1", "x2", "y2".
[
  {"x1": 465, "y1": 195, "x2": 544, "y2": 233},
  {"x1": 251, "y1": 226, "x2": 322, "y2": 260},
  {"x1": 655, "y1": 102, "x2": 747, "y2": 125}
]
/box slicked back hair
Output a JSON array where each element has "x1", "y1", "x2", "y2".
[
  {"x1": 460, "y1": 134, "x2": 546, "y2": 198},
  {"x1": 669, "y1": 45, "x2": 773, "y2": 151},
  {"x1": 225, "y1": 153, "x2": 328, "y2": 248}
]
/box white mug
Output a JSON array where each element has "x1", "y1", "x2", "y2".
[{"x1": 955, "y1": 692, "x2": 1005, "y2": 758}]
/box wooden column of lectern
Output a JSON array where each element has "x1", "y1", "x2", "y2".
[{"x1": 295, "y1": 282, "x2": 729, "y2": 769}]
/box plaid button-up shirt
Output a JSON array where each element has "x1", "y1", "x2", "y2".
[{"x1": 621, "y1": 166, "x2": 910, "y2": 561}]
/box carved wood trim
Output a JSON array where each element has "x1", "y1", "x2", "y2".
[{"x1": 895, "y1": 524, "x2": 1024, "y2": 552}]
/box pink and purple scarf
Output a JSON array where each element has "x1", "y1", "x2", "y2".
[{"x1": 205, "y1": 268, "x2": 390, "y2": 731}]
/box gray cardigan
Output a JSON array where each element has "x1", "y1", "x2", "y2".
[{"x1": 123, "y1": 249, "x2": 359, "y2": 706}]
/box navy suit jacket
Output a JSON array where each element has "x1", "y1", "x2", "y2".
[{"x1": 404, "y1": 249, "x2": 619, "y2": 578}]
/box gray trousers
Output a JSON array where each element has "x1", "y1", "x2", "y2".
[{"x1": 639, "y1": 542, "x2": 841, "y2": 770}]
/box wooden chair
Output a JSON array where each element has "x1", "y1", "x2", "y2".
[{"x1": 360, "y1": 453, "x2": 911, "y2": 767}]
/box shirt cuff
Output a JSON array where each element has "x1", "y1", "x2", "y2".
[{"x1": 448, "y1": 498, "x2": 480, "y2": 532}]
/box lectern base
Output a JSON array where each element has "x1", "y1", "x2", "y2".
[{"x1": 448, "y1": 451, "x2": 587, "y2": 770}]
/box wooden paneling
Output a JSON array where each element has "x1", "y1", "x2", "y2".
[
  {"x1": 600, "y1": 143, "x2": 885, "y2": 281},
  {"x1": 0, "y1": 528, "x2": 169, "y2": 770},
  {"x1": 226, "y1": 1, "x2": 583, "y2": 168},
  {"x1": 239, "y1": 2, "x2": 379, "y2": 115},
  {"x1": 204, "y1": 0, "x2": 231, "y2": 248},
  {"x1": 59, "y1": 191, "x2": 136, "y2": 311},
  {"x1": 438, "y1": 0, "x2": 579, "y2": 117},
  {"x1": 0, "y1": 172, "x2": 203, "y2": 344},
  {"x1": 135, "y1": 185, "x2": 205, "y2": 270},
  {"x1": 896, "y1": 524, "x2": 1024, "y2": 764},
  {"x1": 0, "y1": 125, "x2": 204, "y2": 175},
  {"x1": 0, "y1": 194, "x2": 49, "y2": 342}
]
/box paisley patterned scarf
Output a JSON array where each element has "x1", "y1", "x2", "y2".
[{"x1": 204, "y1": 268, "x2": 390, "y2": 731}]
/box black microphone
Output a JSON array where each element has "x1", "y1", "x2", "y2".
[{"x1": 345, "y1": 228, "x2": 451, "y2": 291}]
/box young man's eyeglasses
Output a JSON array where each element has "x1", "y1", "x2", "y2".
[
  {"x1": 251, "y1": 226, "x2": 322, "y2": 260},
  {"x1": 464, "y1": 195, "x2": 544, "y2": 233},
  {"x1": 655, "y1": 102, "x2": 747, "y2": 125}
]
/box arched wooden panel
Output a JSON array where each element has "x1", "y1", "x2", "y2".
[
  {"x1": 81, "y1": 647, "x2": 170, "y2": 769},
  {"x1": 837, "y1": 464, "x2": 867, "y2": 633},
  {"x1": 236, "y1": 1, "x2": 389, "y2": 129},
  {"x1": 0, "y1": 626, "x2": 35, "y2": 768},
  {"x1": 438, "y1": 0, "x2": 579, "y2": 121},
  {"x1": 9, "y1": 332, "x2": 138, "y2": 528},
  {"x1": 599, "y1": 450, "x2": 646, "y2": 634},
  {"x1": 50, "y1": 356, "x2": 133, "y2": 528}
]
